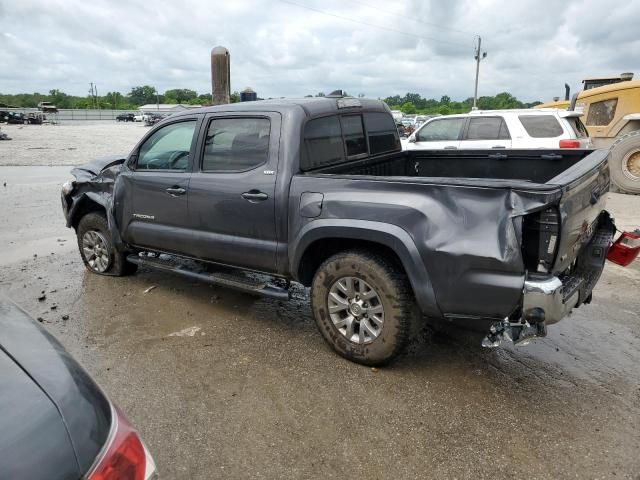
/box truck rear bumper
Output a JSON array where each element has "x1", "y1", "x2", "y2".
[{"x1": 522, "y1": 274, "x2": 580, "y2": 325}]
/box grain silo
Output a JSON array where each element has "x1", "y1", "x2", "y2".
[
  {"x1": 211, "y1": 46, "x2": 230, "y2": 105},
  {"x1": 240, "y1": 87, "x2": 257, "y2": 102}
]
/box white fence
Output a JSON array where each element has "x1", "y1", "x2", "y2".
[{"x1": 2, "y1": 108, "x2": 136, "y2": 121}]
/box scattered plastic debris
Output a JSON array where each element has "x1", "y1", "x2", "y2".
[
  {"x1": 168, "y1": 326, "x2": 201, "y2": 337},
  {"x1": 143, "y1": 285, "x2": 157, "y2": 294}
]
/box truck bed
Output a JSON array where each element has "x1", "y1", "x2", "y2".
[{"x1": 314, "y1": 149, "x2": 601, "y2": 186}]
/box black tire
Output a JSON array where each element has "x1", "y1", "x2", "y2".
[
  {"x1": 609, "y1": 130, "x2": 640, "y2": 194},
  {"x1": 76, "y1": 212, "x2": 137, "y2": 276},
  {"x1": 310, "y1": 250, "x2": 415, "y2": 366}
]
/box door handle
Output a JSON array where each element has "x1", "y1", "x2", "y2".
[
  {"x1": 241, "y1": 190, "x2": 269, "y2": 202},
  {"x1": 444, "y1": 146, "x2": 457, "y2": 150},
  {"x1": 165, "y1": 186, "x2": 186, "y2": 196}
]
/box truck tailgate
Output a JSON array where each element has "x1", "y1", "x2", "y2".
[{"x1": 546, "y1": 149, "x2": 611, "y2": 273}]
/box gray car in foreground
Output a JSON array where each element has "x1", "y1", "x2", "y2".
[
  {"x1": 0, "y1": 300, "x2": 156, "y2": 480},
  {"x1": 61, "y1": 94, "x2": 635, "y2": 365}
]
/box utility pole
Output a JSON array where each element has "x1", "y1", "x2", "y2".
[{"x1": 473, "y1": 36, "x2": 487, "y2": 110}]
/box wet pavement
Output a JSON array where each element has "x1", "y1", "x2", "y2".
[{"x1": 1, "y1": 166, "x2": 639, "y2": 479}]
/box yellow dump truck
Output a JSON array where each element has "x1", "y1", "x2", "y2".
[{"x1": 538, "y1": 73, "x2": 640, "y2": 194}]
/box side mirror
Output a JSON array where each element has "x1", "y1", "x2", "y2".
[{"x1": 408, "y1": 135, "x2": 416, "y2": 143}]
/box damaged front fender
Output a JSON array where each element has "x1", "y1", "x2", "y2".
[{"x1": 62, "y1": 155, "x2": 127, "y2": 249}]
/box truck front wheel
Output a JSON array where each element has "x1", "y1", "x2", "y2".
[
  {"x1": 310, "y1": 250, "x2": 415, "y2": 366},
  {"x1": 610, "y1": 130, "x2": 640, "y2": 194},
  {"x1": 76, "y1": 212, "x2": 137, "y2": 276}
]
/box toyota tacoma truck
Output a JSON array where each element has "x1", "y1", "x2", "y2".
[{"x1": 61, "y1": 94, "x2": 639, "y2": 365}]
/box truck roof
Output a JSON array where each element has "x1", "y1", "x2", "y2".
[{"x1": 170, "y1": 97, "x2": 390, "y2": 119}]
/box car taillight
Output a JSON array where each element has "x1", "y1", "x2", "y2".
[
  {"x1": 559, "y1": 139, "x2": 581, "y2": 148},
  {"x1": 87, "y1": 406, "x2": 156, "y2": 480},
  {"x1": 607, "y1": 230, "x2": 640, "y2": 267}
]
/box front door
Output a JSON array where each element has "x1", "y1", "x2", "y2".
[
  {"x1": 187, "y1": 113, "x2": 281, "y2": 273},
  {"x1": 409, "y1": 117, "x2": 465, "y2": 150},
  {"x1": 120, "y1": 118, "x2": 199, "y2": 253}
]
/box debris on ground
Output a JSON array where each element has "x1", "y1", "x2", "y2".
[
  {"x1": 37, "y1": 293, "x2": 46, "y2": 302},
  {"x1": 168, "y1": 326, "x2": 201, "y2": 337},
  {"x1": 143, "y1": 285, "x2": 157, "y2": 294},
  {"x1": 61, "y1": 315, "x2": 69, "y2": 321}
]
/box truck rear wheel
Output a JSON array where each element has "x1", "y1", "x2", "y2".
[
  {"x1": 77, "y1": 212, "x2": 137, "y2": 276},
  {"x1": 609, "y1": 130, "x2": 640, "y2": 194},
  {"x1": 310, "y1": 250, "x2": 415, "y2": 366}
]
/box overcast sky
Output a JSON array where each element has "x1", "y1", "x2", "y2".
[{"x1": 1, "y1": 0, "x2": 639, "y2": 102}]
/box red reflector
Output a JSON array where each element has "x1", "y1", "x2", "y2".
[
  {"x1": 87, "y1": 407, "x2": 148, "y2": 480},
  {"x1": 607, "y1": 230, "x2": 640, "y2": 267},
  {"x1": 559, "y1": 139, "x2": 580, "y2": 148}
]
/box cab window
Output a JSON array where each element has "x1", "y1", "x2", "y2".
[
  {"x1": 518, "y1": 115, "x2": 564, "y2": 138},
  {"x1": 586, "y1": 99, "x2": 618, "y2": 126},
  {"x1": 202, "y1": 117, "x2": 270, "y2": 172},
  {"x1": 136, "y1": 120, "x2": 197, "y2": 170},
  {"x1": 364, "y1": 112, "x2": 400, "y2": 154},
  {"x1": 465, "y1": 117, "x2": 510, "y2": 140},
  {"x1": 416, "y1": 118, "x2": 465, "y2": 142}
]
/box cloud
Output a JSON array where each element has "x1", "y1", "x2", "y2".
[{"x1": 0, "y1": 0, "x2": 638, "y2": 102}]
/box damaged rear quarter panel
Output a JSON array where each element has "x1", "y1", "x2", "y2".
[{"x1": 290, "y1": 175, "x2": 561, "y2": 320}]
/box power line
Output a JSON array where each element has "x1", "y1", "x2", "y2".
[
  {"x1": 345, "y1": 0, "x2": 479, "y2": 38},
  {"x1": 278, "y1": 0, "x2": 469, "y2": 48}
]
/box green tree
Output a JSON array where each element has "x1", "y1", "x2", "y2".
[
  {"x1": 127, "y1": 85, "x2": 158, "y2": 106},
  {"x1": 400, "y1": 102, "x2": 416, "y2": 114},
  {"x1": 164, "y1": 88, "x2": 197, "y2": 104}
]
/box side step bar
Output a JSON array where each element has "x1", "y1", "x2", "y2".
[{"x1": 126, "y1": 254, "x2": 290, "y2": 300}]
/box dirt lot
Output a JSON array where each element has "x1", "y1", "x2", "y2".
[
  {"x1": 0, "y1": 125, "x2": 639, "y2": 479},
  {"x1": 0, "y1": 121, "x2": 146, "y2": 166}
]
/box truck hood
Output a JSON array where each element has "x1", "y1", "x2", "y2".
[
  {"x1": 73, "y1": 153, "x2": 127, "y2": 177},
  {"x1": 0, "y1": 301, "x2": 112, "y2": 476}
]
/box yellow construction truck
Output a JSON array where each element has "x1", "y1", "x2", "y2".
[{"x1": 538, "y1": 73, "x2": 640, "y2": 194}]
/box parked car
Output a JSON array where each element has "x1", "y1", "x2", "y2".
[
  {"x1": 406, "y1": 108, "x2": 592, "y2": 150},
  {"x1": 5, "y1": 112, "x2": 27, "y2": 124},
  {"x1": 60, "y1": 96, "x2": 637, "y2": 366},
  {"x1": 27, "y1": 112, "x2": 46, "y2": 124},
  {"x1": 116, "y1": 113, "x2": 136, "y2": 122},
  {"x1": 0, "y1": 300, "x2": 157, "y2": 480},
  {"x1": 134, "y1": 113, "x2": 144, "y2": 122},
  {"x1": 144, "y1": 113, "x2": 169, "y2": 126}
]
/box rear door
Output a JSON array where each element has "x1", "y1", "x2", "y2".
[
  {"x1": 409, "y1": 117, "x2": 465, "y2": 150},
  {"x1": 186, "y1": 112, "x2": 281, "y2": 273},
  {"x1": 459, "y1": 116, "x2": 512, "y2": 149},
  {"x1": 119, "y1": 117, "x2": 200, "y2": 253}
]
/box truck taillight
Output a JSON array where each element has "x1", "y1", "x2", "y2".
[
  {"x1": 87, "y1": 406, "x2": 156, "y2": 480},
  {"x1": 559, "y1": 139, "x2": 581, "y2": 148},
  {"x1": 607, "y1": 230, "x2": 640, "y2": 267}
]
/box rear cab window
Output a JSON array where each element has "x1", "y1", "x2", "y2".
[
  {"x1": 302, "y1": 111, "x2": 400, "y2": 171},
  {"x1": 518, "y1": 115, "x2": 564, "y2": 138}
]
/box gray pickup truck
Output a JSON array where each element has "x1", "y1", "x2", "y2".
[{"x1": 62, "y1": 94, "x2": 618, "y2": 365}]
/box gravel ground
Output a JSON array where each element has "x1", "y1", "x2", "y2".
[
  {"x1": 0, "y1": 121, "x2": 146, "y2": 166},
  {"x1": 1, "y1": 125, "x2": 639, "y2": 479}
]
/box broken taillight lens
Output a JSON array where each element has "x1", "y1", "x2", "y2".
[
  {"x1": 607, "y1": 230, "x2": 640, "y2": 267},
  {"x1": 86, "y1": 406, "x2": 155, "y2": 480}
]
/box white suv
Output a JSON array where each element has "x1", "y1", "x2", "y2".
[{"x1": 406, "y1": 109, "x2": 592, "y2": 150}]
